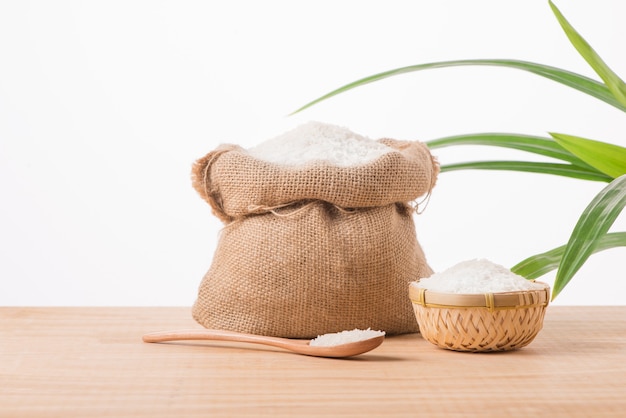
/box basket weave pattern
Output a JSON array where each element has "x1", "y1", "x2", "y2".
[{"x1": 409, "y1": 283, "x2": 550, "y2": 352}]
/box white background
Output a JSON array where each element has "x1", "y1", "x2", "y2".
[{"x1": 1, "y1": 0, "x2": 624, "y2": 306}]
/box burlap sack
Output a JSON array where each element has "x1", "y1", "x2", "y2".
[{"x1": 191, "y1": 138, "x2": 438, "y2": 338}]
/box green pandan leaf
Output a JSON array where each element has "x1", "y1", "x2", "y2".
[
  {"x1": 549, "y1": 1, "x2": 626, "y2": 107},
  {"x1": 550, "y1": 133, "x2": 626, "y2": 179},
  {"x1": 290, "y1": 59, "x2": 626, "y2": 115},
  {"x1": 426, "y1": 133, "x2": 595, "y2": 168},
  {"x1": 511, "y1": 232, "x2": 626, "y2": 281},
  {"x1": 552, "y1": 175, "x2": 626, "y2": 299},
  {"x1": 440, "y1": 161, "x2": 612, "y2": 182}
]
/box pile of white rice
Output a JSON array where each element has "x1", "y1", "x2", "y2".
[
  {"x1": 309, "y1": 328, "x2": 385, "y2": 347},
  {"x1": 414, "y1": 259, "x2": 545, "y2": 294},
  {"x1": 246, "y1": 121, "x2": 392, "y2": 167}
]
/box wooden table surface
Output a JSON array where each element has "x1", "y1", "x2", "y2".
[{"x1": 1, "y1": 306, "x2": 625, "y2": 417}]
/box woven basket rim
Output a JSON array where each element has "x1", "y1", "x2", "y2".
[{"x1": 409, "y1": 281, "x2": 550, "y2": 310}]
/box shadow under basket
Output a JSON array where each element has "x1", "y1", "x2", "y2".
[{"x1": 408, "y1": 281, "x2": 550, "y2": 352}]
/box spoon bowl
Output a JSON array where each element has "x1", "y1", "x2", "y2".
[{"x1": 142, "y1": 329, "x2": 385, "y2": 358}]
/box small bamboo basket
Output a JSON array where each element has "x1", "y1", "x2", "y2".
[{"x1": 408, "y1": 281, "x2": 550, "y2": 352}]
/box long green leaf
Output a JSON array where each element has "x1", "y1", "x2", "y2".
[
  {"x1": 549, "y1": 1, "x2": 626, "y2": 106},
  {"x1": 440, "y1": 160, "x2": 613, "y2": 182},
  {"x1": 511, "y1": 232, "x2": 626, "y2": 281},
  {"x1": 552, "y1": 175, "x2": 626, "y2": 299},
  {"x1": 291, "y1": 59, "x2": 626, "y2": 114},
  {"x1": 550, "y1": 132, "x2": 626, "y2": 179},
  {"x1": 427, "y1": 133, "x2": 595, "y2": 168}
]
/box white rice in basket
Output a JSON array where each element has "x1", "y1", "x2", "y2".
[{"x1": 415, "y1": 259, "x2": 545, "y2": 294}]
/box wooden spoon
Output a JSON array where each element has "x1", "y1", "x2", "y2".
[{"x1": 142, "y1": 329, "x2": 385, "y2": 358}]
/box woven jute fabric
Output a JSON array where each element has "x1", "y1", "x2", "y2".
[{"x1": 191, "y1": 138, "x2": 439, "y2": 338}]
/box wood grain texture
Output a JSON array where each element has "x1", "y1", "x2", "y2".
[{"x1": 1, "y1": 306, "x2": 625, "y2": 417}]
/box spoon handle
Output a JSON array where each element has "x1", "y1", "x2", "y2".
[{"x1": 142, "y1": 329, "x2": 302, "y2": 351}]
